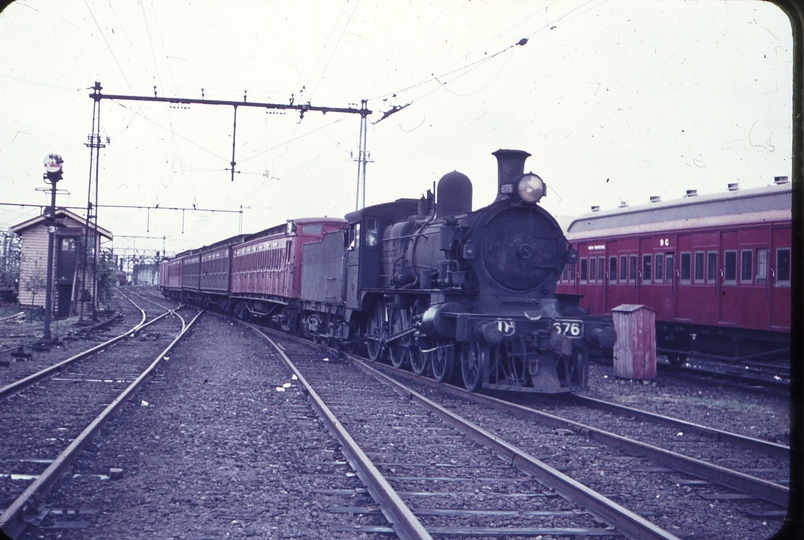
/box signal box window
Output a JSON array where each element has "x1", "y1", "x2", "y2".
[
  {"x1": 589, "y1": 257, "x2": 596, "y2": 283},
  {"x1": 680, "y1": 252, "x2": 691, "y2": 282},
  {"x1": 694, "y1": 252, "x2": 705, "y2": 282},
  {"x1": 642, "y1": 254, "x2": 651, "y2": 283},
  {"x1": 723, "y1": 251, "x2": 736, "y2": 283},
  {"x1": 756, "y1": 248, "x2": 769, "y2": 284},
  {"x1": 580, "y1": 258, "x2": 588, "y2": 282},
  {"x1": 619, "y1": 255, "x2": 627, "y2": 282},
  {"x1": 654, "y1": 253, "x2": 663, "y2": 282},
  {"x1": 665, "y1": 253, "x2": 674, "y2": 283},
  {"x1": 776, "y1": 248, "x2": 791, "y2": 284},
  {"x1": 707, "y1": 252, "x2": 718, "y2": 283},
  {"x1": 740, "y1": 250, "x2": 753, "y2": 283}
]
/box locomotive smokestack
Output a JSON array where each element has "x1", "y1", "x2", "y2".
[{"x1": 492, "y1": 149, "x2": 531, "y2": 201}]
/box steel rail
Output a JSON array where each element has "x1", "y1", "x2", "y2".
[
  {"x1": 118, "y1": 289, "x2": 182, "y2": 313},
  {"x1": 0, "y1": 298, "x2": 173, "y2": 402},
  {"x1": 569, "y1": 394, "x2": 789, "y2": 459},
  {"x1": 0, "y1": 310, "x2": 202, "y2": 539},
  {"x1": 363, "y1": 360, "x2": 789, "y2": 508},
  {"x1": 347, "y1": 355, "x2": 681, "y2": 540},
  {"x1": 657, "y1": 362, "x2": 790, "y2": 392},
  {"x1": 247, "y1": 325, "x2": 432, "y2": 540}
]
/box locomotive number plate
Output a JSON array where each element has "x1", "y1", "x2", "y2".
[
  {"x1": 553, "y1": 319, "x2": 583, "y2": 337},
  {"x1": 496, "y1": 320, "x2": 516, "y2": 336}
]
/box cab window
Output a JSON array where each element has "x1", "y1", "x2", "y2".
[{"x1": 365, "y1": 218, "x2": 380, "y2": 248}]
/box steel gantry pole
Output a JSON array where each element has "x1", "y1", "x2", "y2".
[{"x1": 354, "y1": 99, "x2": 371, "y2": 210}]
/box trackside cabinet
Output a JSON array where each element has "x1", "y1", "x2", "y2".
[{"x1": 612, "y1": 304, "x2": 656, "y2": 379}]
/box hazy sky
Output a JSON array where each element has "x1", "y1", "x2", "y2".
[{"x1": 0, "y1": 0, "x2": 793, "y2": 260}]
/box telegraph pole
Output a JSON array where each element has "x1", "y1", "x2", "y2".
[{"x1": 42, "y1": 154, "x2": 64, "y2": 341}]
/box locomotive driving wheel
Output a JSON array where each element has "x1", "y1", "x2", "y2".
[
  {"x1": 431, "y1": 343, "x2": 454, "y2": 382},
  {"x1": 461, "y1": 340, "x2": 488, "y2": 392},
  {"x1": 366, "y1": 301, "x2": 386, "y2": 362},
  {"x1": 389, "y1": 308, "x2": 412, "y2": 369},
  {"x1": 411, "y1": 344, "x2": 431, "y2": 376}
]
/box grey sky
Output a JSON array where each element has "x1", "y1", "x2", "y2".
[{"x1": 0, "y1": 0, "x2": 793, "y2": 259}]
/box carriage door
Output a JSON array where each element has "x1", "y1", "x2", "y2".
[
  {"x1": 719, "y1": 231, "x2": 739, "y2": 325},
  {"x1": 637, "y1": 237, "x2": 653, "y2": 306},
  {"x1": 770, "y1": 226, "x2": 791, "y2": 330},
  {"x1": 675, "y1": 234, "x2": 693, "y2": 321},
  {"x1": 604, "y1": 240, "x2": 617, "y2": 313}
]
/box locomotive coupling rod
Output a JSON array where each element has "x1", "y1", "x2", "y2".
[
  {"x1": 385, "y1": 326, "x2": 417, "y2": 344},
  {"x1": 365, "y1": 326, "x2": 417, "y2": 348}
]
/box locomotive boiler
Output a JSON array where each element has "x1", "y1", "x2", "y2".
[{"x1": 315, "y1": 149, "x2": 616, "y2": 393}]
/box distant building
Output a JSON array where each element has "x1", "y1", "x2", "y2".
[
  {"x1": 132, "y1": 262, "x2": 159, "y2": 286},
  {"x1": 10, "y1": 208, "x2": 112, "y2": 317}
]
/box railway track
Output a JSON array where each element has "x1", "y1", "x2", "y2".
[
  {"x1": 657, "y1": 360, "x2": 790, "y2": 393},
  {"x1": 259, "y1": 325, "x2": 789, "y2": 538},
  {"x1": 0, "y1": 294, "x2": 200, "y2": 538},
  {"x1": 251, "y1": 325, "x2": 693, "y2": 539},
  {"x1": 391, "y1": 368, "x2": 788, "y2": 502}
]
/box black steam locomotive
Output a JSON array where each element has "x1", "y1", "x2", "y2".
[{"x1": 299, "y1": 149, "x2": 615, "y2": 392}]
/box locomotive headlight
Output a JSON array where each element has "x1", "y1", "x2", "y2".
[{"x1": 517, "y1": 173, "x2": 546, "y2": 203}]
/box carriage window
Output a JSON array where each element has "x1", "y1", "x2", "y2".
[
  {"x1": 680, "y1": 252, "x2": 691, "y2": 282},
  {"x1": 619, "y1": 255, "x2": 627, "y2": 281},
  {"x1": 589, "y1": 257, "x2": 596, "y2": 283},
  {"x1": 365, "y1": 218, "x2": 380, "y2": 248},
  {"x1": 654, "y1": 253, "x2": 663, "y2": 281},
  {"x1": 609, "y1": 256, "x2": 617, "y2": 282},
  {"x1": 776, "y1": 248, "x2": 790, "y2": 283},
  {"x1": 286, "y1": 242, "x2": 292, "y2": 262},
  {"x1": 569, "y1": 260, "x2": 575, "y2": 281},
  {"x1": 723, "y1": 251, "x2": 736, "y2": 283},
  {"x1": 740, "y1": 250, "x2": 753, "y2": 283},
  {"x1": 756, "y1": 248, "x2": 769, "y2": 284},
  {"x1": 302, "y1": 224, "x2": 322, "y2": 235},
  {"x1": 665, "y1": 253, "x2": 674, "y2": 283},
  {"x1": 694, "y1": 252, "x2": 705, "y2": 282},
  {"x1": 628, "y1": 255, "x2": 637, "y2": 282},
  {"x1": 598, "y1": 257, "x2": 604, "y2": 281},
  {"x1": 642, "y1": 254, "x2": 651, "y2": 283},
  {"x1": 707, "y1": 252, "x2": 718, "y2": 283},
  {"x1": 562, "y1": 263, "x2": 569, "y2": 281},
  {"x1": 580, "y1": 258, "x2": 588, "y2": 282}
]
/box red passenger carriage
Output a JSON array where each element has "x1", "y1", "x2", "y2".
[{"x1": 556, "y1": 180, "x2": 792, "y2": 364}]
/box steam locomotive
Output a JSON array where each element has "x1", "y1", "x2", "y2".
[{"x1": 161, "y1": 149, "x2": 616, "y2": 393}]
